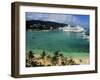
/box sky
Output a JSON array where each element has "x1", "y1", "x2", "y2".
[{"x1": 26, "y1": 12, "x2": 89, "y2": 28}]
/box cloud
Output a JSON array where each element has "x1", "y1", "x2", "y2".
[{"x1": 26, "y1": 12, "x2": 89, "y2": 27}]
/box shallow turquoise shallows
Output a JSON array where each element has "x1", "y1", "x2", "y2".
[{"x1": 26, "y1": 31, "x2": 89, "y2": 58}]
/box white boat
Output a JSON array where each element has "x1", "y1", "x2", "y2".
[{"x1": 59, "y1": 25, "x2": 85, "y2": 32}]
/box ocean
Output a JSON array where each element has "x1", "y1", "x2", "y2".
[{"x1": 26, "y1": 30, "x2": 89, "y2": 58}]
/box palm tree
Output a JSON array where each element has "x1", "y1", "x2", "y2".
[
  {"x1": 28, "y1": 51, "x2": 34, "y2": 59},
  {"x1": 54, "y1": 51, "x2": 59, "y2": 57},
  {"x1": 59, "y1": 53, "x2": 66, "y2": 65},
  {"x1": 41, "y1": 51, "x2": 46, "y2": 58},
  {"x1": 46, "y1": 55, "x2": 52, "y2": 66},
  {"x1": 41, "y1": 51, "x2": 47, "y2": 66},
  {"x1": 52, "y1": 51, "x2": 60, "y2": 65}
]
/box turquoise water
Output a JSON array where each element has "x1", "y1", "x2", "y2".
[{"x1": 26, "y1": 31, "x2": 89, "y2": 58}]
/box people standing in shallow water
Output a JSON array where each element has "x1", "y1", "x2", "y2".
[{"x1": 26, "y1": 50, "x2": 85, "y2": 67}]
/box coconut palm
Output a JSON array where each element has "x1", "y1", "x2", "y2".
[
  {"x1": 40, "y1": 51, "x2": 47, "y2": 66},
  {"x1": 41, "y1": 51, "x2": 46, "y2": 58},
  {"x1": 54, "y1": 51, "x2": 59, "y2": 57},
  {"x1": 28, "y1": 51, "x2": 34, "y2": 59},
  {"x1": 52, "y1": 51, "x2": 60, "y2": 65}
]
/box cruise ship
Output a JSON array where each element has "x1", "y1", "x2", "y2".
[{"x1": 59, "y1": 25, "x2": 84, "y2": 32}]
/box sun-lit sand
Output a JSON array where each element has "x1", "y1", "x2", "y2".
[
  {"x1": 73, "y1": 57, "x2": 89, "y2": 65},
  {"x1": 26, "y1": 51, "x2": 89, "y2": 67}
]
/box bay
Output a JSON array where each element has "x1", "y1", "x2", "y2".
[{"x1": 26, "y1": 30, "x2": 89, "y2": 58}]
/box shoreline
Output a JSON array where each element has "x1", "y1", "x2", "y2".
[{"x1": 26, "y1": 50, "x2": 89, "y2": 67}]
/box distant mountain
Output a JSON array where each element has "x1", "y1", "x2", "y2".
[{"x1": 26, "y1": 20, "x2": 68, "y2": 30}]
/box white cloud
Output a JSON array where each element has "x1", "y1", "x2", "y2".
[{"x1": 26, "y1": 12, "x2": 89, "y2": 27}]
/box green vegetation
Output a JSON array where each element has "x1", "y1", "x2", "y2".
[{"x1": 26, "y1": 50, "x2": 79, "y2": 67}]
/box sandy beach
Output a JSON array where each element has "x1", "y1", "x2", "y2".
[{"x1": 26, "y1": 51, "x2": 89, "y2": 67}]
